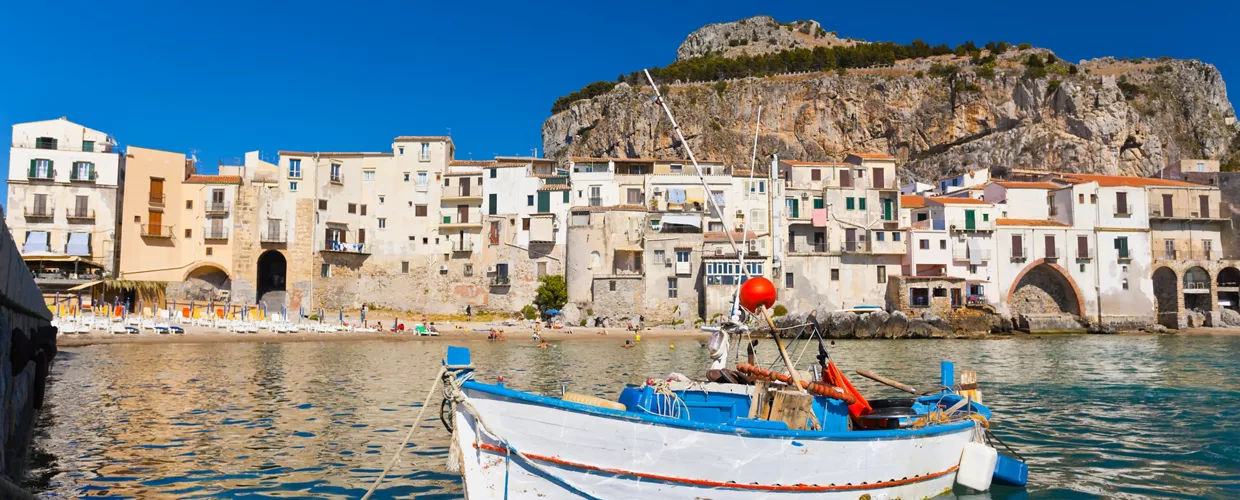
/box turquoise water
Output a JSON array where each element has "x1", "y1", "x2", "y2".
[{"x1": 26, "y1": 335, "x2": 1240, "y2": 498}]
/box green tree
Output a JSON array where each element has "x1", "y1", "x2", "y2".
[
  {"x1": 521, "y1": 305, "x2": 538, "y2": 320},
  {"x1": 534, "y1": 275, "x2": 568, "y2": 312}
]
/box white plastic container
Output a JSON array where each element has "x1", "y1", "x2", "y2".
[{"x1": 956, "y1": 441, "x2": 998, "y2": 491}]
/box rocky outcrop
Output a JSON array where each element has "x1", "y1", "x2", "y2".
[
  {"x1": 676, "y1": 16, "x2": 858, "y2": 61},
  {"x1": 545, "y1": 33, "x2": 1238, "y2": 181}
]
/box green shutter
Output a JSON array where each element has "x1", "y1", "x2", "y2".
[
  {"x1": 29, "y1": 159, "x2": 36, "y2": 177},
  {"x1": 790, "y1": 199, "x2": 799, "y2": 218},
  {"x1": 859, "y1": 198, "x2": 867, "y2": 210},
  {"x1": 563, "y1": 190, "x2": 569, "y2": 203},
  {"x1": 90, "y1": 163, "x2": 96, "y2": 180},
  {"x1": 813, "y1": 197, "x2": 823, "y2": 209},
  {"x1": 488, "y1": 194, "x2": 498, "y2": 215},
  {"x1": 537, "y1": 191, "x2": 550, "y2": 213},
  {"x1": 846, "y1": 197, "x2": 855, "y2": 210}
]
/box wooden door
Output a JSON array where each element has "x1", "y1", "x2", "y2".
[
  {"x1": 951, "y1": 289, "x2": 962, "y2": 308},
  {"x1": 840, "y1": 169, "x2": 852, "y2": 188},
  {"x1": 1200, "y1": 195, "x2": 1210, "y2": 218},
  {"x1": 1163, "y1": 194, "x2": 1173, "y2": 217},
  {"x1": 148, "y1": 211, "x2": 162, "y2": 235},
  {"x1": 872, "y1": 168, "x2": 884, "y2": 189},
  {"x1": 845, "y1": 228, "x2": 857, "y2": 252},
  {"x1": 460, "y1": 181, "x2": 470, "y2": 197},
  {"x1": 964, "y1": 210, "x2": 975, "y2": 230},
  {"x1": 457, "y1": 205, "x2": 468, "y2": 223}
]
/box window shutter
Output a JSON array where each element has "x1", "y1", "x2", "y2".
[
  {"x1": 28, "y1": 159, "x2": 35, "y2": 177},
  {"x1": 89, "y1": 163, "x2": 96, "y2": 180}
]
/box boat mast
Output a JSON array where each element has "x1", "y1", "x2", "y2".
[{"x1": 731, "y1": 103, "x2": 762, "y2": 322}]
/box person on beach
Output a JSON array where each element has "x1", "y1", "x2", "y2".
[
  {"x1": 466, "y1": 304, "x2": 471, "y2": 317},
  {"x1": 622, "y1": 340, "x2": 635, "y2": 348},
  {"x1": 538, "y1": 341, "x2": 550, "y2": 349}
]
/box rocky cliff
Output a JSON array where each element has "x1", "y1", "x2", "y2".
[
  {"x1": 544, "y1": 19, "x2": 1240, "y2": 181},
  {"x1": 676, "y1": 16, "x2": 857, "y2": 61}
]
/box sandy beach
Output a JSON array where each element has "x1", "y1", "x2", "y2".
[{"x1": 55, "y1": 320, "x2": 710, "y2": 348}]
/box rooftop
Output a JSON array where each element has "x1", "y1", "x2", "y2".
[
  {"x1": 703, "y1": 231, "x2": 757, "y2": 243},
  {"x1": 901, "y1": 195, "x2": 927, "y2": 208},
  {"x1": 185, "y1": 175, "x2": 243, "y2": 185},
  {"x1": 1056, "y1": 173, "x2": 1201, "y2": 188},
  {"x1": 782, "y1": 160, "x2": 851, "y2": 167},
  {"x1": 993, "y1": 181, "x2": 1064, "y2": 190},
  {"x1": 393, "y1": 135, "x2": 453, "y2": 144},
  {"x1": 278, "y1": 151, "x2": 391, "y2": 157},
  {"x1": 449, "y1": 160, "x2": 494, "y2": 166},
  {"x1": 995, "y1": 218, "x2": 1070, "y2": 227},
  {"x1": 846, "y1": 152, "x2": 897, "y2": 161},
  {"x1": 927, "y1": 196, "x2": 992, "y2": 206}
]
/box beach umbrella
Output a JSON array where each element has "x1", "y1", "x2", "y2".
[{"x1": 393, "y1": 317, "x2": 398, "y2": 330}]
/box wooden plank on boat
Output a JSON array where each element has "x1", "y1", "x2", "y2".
[
  {"x1": 767, "y1": 390, "x2": 815, "y2": 431},
  {"x1": 748, "y1": 379, "x2": 770, "y2": 419}
]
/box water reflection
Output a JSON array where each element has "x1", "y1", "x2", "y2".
[{"x1": 27, "y1": 336, "x2": 1240, "y2": 498}]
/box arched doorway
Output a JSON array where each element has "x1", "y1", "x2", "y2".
[
  {"x1": 1217, "y1": 267, "x2": 1240, "y2": 312},
  {"x1": 1153, "y1": 267, "x2": 1179, "y2": 326},
  {"x1": 180, "y1": 264, "x2": 232, "y2": 301},
  {"x1": 257, "y1": 250, "x2": 287, "y2": 308},
  {"x1": 1183, "y1": 266, "x2": 1211, "y2": 311},
  {"x1": 1008, "y1": 261, "x2": 1083, "y2": 317}
]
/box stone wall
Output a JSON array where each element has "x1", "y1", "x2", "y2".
[
  {"x1": 588, "y1": 276, "x2": 643, "y2": 321},
  {"x1": 229, "y1": 184, "x2": 260, "y2": 304},
  {"x1": 287, "y1": 198, "x2": 315, "y2": 314}
]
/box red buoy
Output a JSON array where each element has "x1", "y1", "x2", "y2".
[{"x1": 739, "y1": 277, "x2": 777, "y2": 313}]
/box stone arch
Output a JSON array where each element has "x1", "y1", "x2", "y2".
[
  {"x1": 183, "y1": 263, "x2": 231, "y2": 282},
  {"x1": 177, "y1": 263, "x2": 233, "y2": 302},
  {"x1": 1217, "y1": 267, "x2": 1240, "y2": 313},
  {"x1": 1183, "y1": 266, "x2": 1212, "y2": 311},
  {"x1": 1152, "y1": 267, "x2": 1178, "y2": 315},
  {"x1": 1006, "y1": 258, "x2": 1084, "y2": 317},
  {"x1": 257, "y1": 250, "x2": 288, "y2": 307}
]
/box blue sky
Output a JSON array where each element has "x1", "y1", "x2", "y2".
[{"x1": 1, "y1": 0, "x2": 1235, "y2": 207}]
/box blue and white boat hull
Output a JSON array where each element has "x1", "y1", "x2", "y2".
[{"x1": 452, "y1": 381, "x2": 978, "y2": 499}]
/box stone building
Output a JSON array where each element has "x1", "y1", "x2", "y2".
[
  {"x1": 116, "y1": 146, "x2": 239, "y2": 302},
  {"x1": 5, "y1": 118, "x2": 122, "y2": 276},
  {"x1": 481, "y1": 157, "x2": 570, "y2": 312},
  {"x1": 901, "y1": 196, "x2": 999, "y2": 310}
]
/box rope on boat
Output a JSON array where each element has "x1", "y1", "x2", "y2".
[{"x1": 360, "y1": 367, "x2": 446, "y2": 500}]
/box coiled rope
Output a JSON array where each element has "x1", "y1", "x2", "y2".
[{"x1": 360, "y1": 366, "x2": 446, "y2": 500}]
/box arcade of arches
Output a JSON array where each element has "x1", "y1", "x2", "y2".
[{"x1": 1151, "y1": 264, "x2": 1240, "y2": 328}]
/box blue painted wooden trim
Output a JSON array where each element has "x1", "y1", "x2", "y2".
[{"x1": 462, "y1": 380, "x2": 990, "y2": 441}]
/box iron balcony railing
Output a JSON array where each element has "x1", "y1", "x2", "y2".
[
  {"x1": 204, "y1": 201, "x2": 231, "y2": 213},
  {"x1": 65, "y1": 208, "x2": 95, "y2": 220},
  {"x1": 141, "y1": 224, "x2": 174, "y2": 238},
  {"x1": 490, "y1": 275, "x2": 511, "y2": 286},
  {"x1": 25, "y1": 205, "x2": 54, "y2": 217},
  {"x1": 453, "y1": 239, "x2": 475, "y2": 252},
  {"x1": 149, "y1": 193, "x2": 166, "y2": 204},
  {"x1": 1114, "y1": 203, "x2": 1132, "y2": 216},
  {"x1": 203, "y1": 227, "x2": 229, "y2": 240},
  {"x1": 589, "y1": 197, "x2": 603, "y2": 207},
  {"x1": 260, "y1": 224, "x2": 286, "y2": 243},
  {"x1": 16, "y1": 141, "x2": 114, "y2": 153},
  {"x1": 27, "y1": 167, "x2": 55, "y2": 180},
  {"x1": 70, "y1": 169, "x2": 97, "y2": 182}
]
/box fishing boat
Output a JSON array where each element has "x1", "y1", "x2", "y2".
[{"x1": 434, "y1": 69, "x2": 1027, "y2": 498}]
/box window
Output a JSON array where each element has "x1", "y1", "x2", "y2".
[
  {"x1": 668, "y1": 278, "x2": 678, "y2": 298},
  {"x1": 465, "y1": 263, "x2": 475, "y2": 276},
  {"x1": 360, "y1": 205, "x2": 367, "y2": 216},
  {"x1": 537, "y1": 262, "x2": 547, "y2": 277},
  {"x1": 1115, "y1": 236, "x2": 1130, "y2": 259},
  {"x1": 399, "y1": 146, "x2": 405, "y2": 155},
  {"x1": 911, "y1": 288, "x2": 930, "y2": 307},
  {"x1": 417, "y1": 171, "x2": 428, "y2": 187},
  {"x1": 877, "y1": 232, "x2": 885, "y2": 241},
  {"x1": 35, "y1": 137, "x2": 57, "y2": 150},
  {"x1": 379, "y1": 195, "x2": 385, "y2": 204},
  {"x1": 669, "y1": 163, "x2": 683, "y2": 174},
  {"x1": 489, "y1": 168, "x2": 497, "y2": 178},
  {"x1": 846, "y1": 197, "x2": 855, "y2": 210},
  {"x1": 348, "y1": 203, "x2": 357, "y2": 214},
  {"x1": 321, "y1": 263, "x2": 331, "y2": 277},
  {"x1": 676, "y1": 249, "x2": 690, "y2": 263},
  {"x1": 72, "y1": 161, "x2": 93, "y2": 180},
  {"x1": 404, "y1": 172, "x2": 410, "y2": 182},
  {"x1": 378, "y1": 218, "x2": 387, "y2": 229},
  {"x1": 1078, "y1": 193, "x2": 1085, "y2": 204},
  {"x1": 920, "y1": 239, "x2": 930, "y2": 250},
  {"x1": 289, "y1": 181, "x2": 298, "y2": 192},
  {"x1": 1090, "y1": 194, "x2": 1097, "y2": 204},
  {"x1": 420, "y1": 143, "x2": 430, "y2": 161},
  {"x1": 401, "y1": 261, "x2": 409, "y2": 274},
  {"x1": 522, "y1": 218, "x2": 530, "y2": 230},
  {"x1": 933, "y1": 288, "x2": 947, "y2": 297},
  {"x1": 708, "y1": 221, "x2": 724, "y2": 232},
  {"x1": 982, "y1": 213, "x2": 989, "y2": 222},
  {"x1": 444, "y1": 177, "x2": 451, "y2": 187},
  {"x1": 609, "y1": 280, "x2": 617, "y2": 291},
  {"x1": 186, "y1": 200, "x2": 193, "y2": 209},
  {"x1": 940, "y1": 240, "x2": 947, "y2": 250},
  {"x1": 894, "y1": 232, "x2": 901, "y2": 241},
  {"x1": 423, "y1": 237, "x2": 428, "y2": 244},
  {"x1": 877, "y1": 266, "x2": 887, "y2": 284},
  {"x1": 1122, "y1": 278, "x2": 1129, "y2": 290},
  {"x1": 289, "y1": 159, "x2": 302, "y2": 178},
  {"x1": 653, "y1": 250, "x2": 666, "y2": 264},
  {"x1": 1012, "y1": 234, "x2": 1024, "y2": 258},
  {"x1": 811, "y1": 169, "x2": 821, "y2": 181},
  {"x1": 527, "y1": 195, "x2": 534, "y2": 206},
  {"x1": 859, "y1": 198, "x2": 867, "y2": 210},
  {"x1": 206, "y1": 247, "x2": 213, "y2": 256},
  {"x1": 83, "y1": 140, "x2": 94, "y2": 152},
  {"x1": 1115, "y1": 192, "x2": 1129, "y2": 215},
  {"x1": 969, "y1": 264, "x2": 978, "y2": 274},
  {"x1": 185, "y1": 228, "x2": 193, "y2": 238},
  {"x1": 563, "y1": 191, "x2": 570, "y2": 203},
  {"x1": 786, "y1": 272, "x2": 795, "y2": 288},
  {"x1": 363, "y1": 170, "x2": 376, "y2": 181},
  {"x1": 415, "y1": 205, "x2": 427, "y2": 217},
  {"x1": 318, "y1": 199, "x2": 327, "y2": 210},
  {"x1": 831, "y1": 269, "x2": 840, "y2": 281},
  {"x1": 330, "y1": 163, "x2": 342, "y2": 182}
]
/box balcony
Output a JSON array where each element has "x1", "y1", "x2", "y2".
[
  {"x1": 948, "y1": 219, "x2": 996, "y2": 232},
  {"x1": 490, "y1": 275, "x2": 511, "y2": 287},
  {"x1": 330, "y1": 175, "x2": 343, "y2": 185},
  {"x1": 788, "y1": 242, "x2": 829, "y2": 254},
  {"x1": 1113, "y1": 203, "x2": 1132, "y2": 216},
  {"x1": 261, "y1": 225, "x2": 287, "y2": 243},
  {"x1": 203, "y1": 227, "x2": 229, "y2": 240},
  {"x1": 204, "y1": 201, "x2": 231, "y2": 214},
  {"x1": 1159, "y1": 249, "x2": 1214, "y2": 261},
  {"x1": 951, "y1": 247, "x2": 992, "y2": 261},
  {"x1": 149, "y1": 193, "x2": 166, "y2": 205},
  {"x1": 1077, "y1": 248, "x2": 1094, "y2": 260},
  {"x1": 1044, "y1": 246, "x2": 1060, "y2": 260},
  {"x1": 26, "y1": 168, "x2": 55, "y2": 181},
  {"x1": 442, "y1": 186, "x2": 483, "y2": 202},
  {"x1": 452, "y1": 239, "x2": 475, "y2": 252},
  {"x1": 589, "y1": 197, "x2": 603, "y2": 207},
  {"x1": 1184, "y1": 280, "x2": 1210, "y2": 293},
  {"x1": 24, "y1": 205, "x2": 55, "y2": 218},
  {"x1": 440, "y1": 214, "x2": 482, "y2": 229},
  {"x1": 1150, "y1": 204, "x2": 1227, "y2": 221},
  {"x1": 70, "y1": 169, "x2": 97, "y2": 182},
  {"x1": 420, "y1": 153, "x2": 431, "y2": 162},
  {"x1": 65, "y1": 208, "x2": 95, "y2": 222},
  {"x1": 141, "y1": 224, "x2": 175, "y2": 238},
  {"x1": 1011, "y1": 247, "x2": 1028, "y2": 261},
  {"x1": 15, "y1": 141, "x2": 114, "y2": 153},
  {"x1": 840, "y1": 240, "x2": 865, "y2": 253},
  {"x1": 323, "y1": 240, "x2": 369, "y2": 254}
]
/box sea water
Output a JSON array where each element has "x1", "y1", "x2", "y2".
[{"x1": 26, "y1": 335, "x2": 1240, "y2": 498}]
